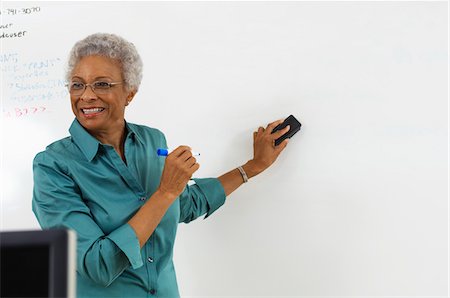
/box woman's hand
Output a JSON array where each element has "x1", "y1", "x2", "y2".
[
  {"x1": 157, "y1": 146, "x2": 200, "y2": 200},
  {"x1": 250, "y1": 119, "x2": 290, "y2": 175}
]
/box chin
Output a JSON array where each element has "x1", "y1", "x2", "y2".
[{"x1": 77, "y1": 116, "x2": 103, "y2": 131}]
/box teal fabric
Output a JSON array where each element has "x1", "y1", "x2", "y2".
[{"x1": 32, "y1": 119, "x2": 226, "y2": 297}]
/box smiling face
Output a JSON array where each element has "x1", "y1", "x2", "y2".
[{"x1": 69, "y1": 55, "x2": 135, "y2": 136}]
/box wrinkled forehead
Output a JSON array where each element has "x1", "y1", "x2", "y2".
[{"x1": 71, "y1": 55, "x2": 123, "y2": 81}]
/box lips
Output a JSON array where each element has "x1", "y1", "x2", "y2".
[{"x1": 81, "y1": 107, "x2": 105, "y2": 115}]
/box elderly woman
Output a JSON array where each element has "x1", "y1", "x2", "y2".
[{"x1": 32, "y1": 33, "x2": 290, "y2": 297}]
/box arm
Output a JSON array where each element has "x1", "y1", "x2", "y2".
[
  {"x1": 218, "y1": 119, "x2": 290, "y2": 196},
  {"x1": 128, "y1": 146, "x2": 199, "y2": 245},
  {"x1": 121, "y1": 120, "x2": 290, "y2": 248},
  {"x1": 127, "y1": 190, "x2": 175, "y2": 247},
  {"x1": 32, "y1": 153, "x2": 143, "y2": 287},
  {"x1": 178, "y1": 178, "x2": 226, "y2": 223},
  {"x1": 33, "y1": 145, "x2": 199, "y2": 287}
]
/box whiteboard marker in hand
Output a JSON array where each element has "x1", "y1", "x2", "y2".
[{"x1": 156, "y1": 148, "x2": 201, "y2": 157}]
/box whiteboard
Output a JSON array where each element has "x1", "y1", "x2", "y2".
[{"x1": 1, "y1": 1, "x2": 448, "y2": 296}]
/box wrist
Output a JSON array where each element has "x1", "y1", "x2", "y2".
[
  {"x1": 242, "y1": 160, "x2": 263, "y2": 179},
  {"x1": 154, "y1": 188, "x2": 177, "y2": 202}
]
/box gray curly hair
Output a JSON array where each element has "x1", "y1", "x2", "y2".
[{"x1": 65, "y1": 33, "x2": 143, "y2": 91}]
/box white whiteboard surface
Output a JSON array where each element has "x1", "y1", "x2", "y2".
[{"x1": 1, "y1": 1, "x2": 448, "y2": 297}]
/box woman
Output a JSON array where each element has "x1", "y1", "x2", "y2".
[{"x1": 32, "y1": 33, "x2": 290, "y2": 297}]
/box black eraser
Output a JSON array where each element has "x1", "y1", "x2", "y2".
[{"x1": 271, "y1": 115, "x2": 302, "y2": 146}]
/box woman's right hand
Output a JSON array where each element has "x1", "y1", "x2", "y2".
[{"x1": 157, "y1": 146, "x2": 200, "y2": 200}]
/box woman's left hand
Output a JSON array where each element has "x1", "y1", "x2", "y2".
[{"x1": 250, "y1": 119, "x2": 290, "y2": 175}]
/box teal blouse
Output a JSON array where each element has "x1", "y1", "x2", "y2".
[{"x1": 32, "y1": 119, "x2": 226, "y2": 298}]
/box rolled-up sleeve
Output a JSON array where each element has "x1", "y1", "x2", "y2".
[
  {"x1": 32, "y1": 152, "x2": 143, "y2": 288},
  {"x1": 178, "y1": 177, "x2": 226, "y2": 223}
]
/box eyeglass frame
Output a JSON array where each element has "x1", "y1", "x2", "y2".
[{"x1": 65, "y1": 81, "x2": 124, "y2": 96}]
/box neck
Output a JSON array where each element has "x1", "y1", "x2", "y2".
[{"x1": 89, "y1": 121, "x2": 127, "y2": 159}]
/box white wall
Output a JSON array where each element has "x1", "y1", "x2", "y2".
[{"x1": 1, "y1": 2, "x2": 448, "y2": 296}]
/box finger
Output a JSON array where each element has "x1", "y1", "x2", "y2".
[
  {"x1": 253, "y1": 131, "x2": 257, "y2": 142},
  {"x1": 187, "y1": 162, "x2": 200, "y2": 177},
  {"x1": 191, "y1": 162, "x2": 200, "y2": 172},
  {"x1": 258, "y1": 126, "x2": 265, "y2": 134},
  {"x1": 186, "y1": 156, "x2": 197, "y2": 167},
  {"x1": 271, "y1": 125, "x2": 290, "y2": 139},
  {"x1": 266, "y1": 118, "x2": 284, "y2": 131},
  {"x1": 170, "y1": 145, "x2": 192, "y2": 158},
  {"x1": 178, "y1": 149, "x2": 193, "y2": 162},
  {"x1": 276, "y1": 138, "x2": 289, "y2": 152}
]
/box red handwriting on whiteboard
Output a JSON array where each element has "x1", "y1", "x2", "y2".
[{"x1": 3, "y1": 106, "x2": 47, "y2": 118}]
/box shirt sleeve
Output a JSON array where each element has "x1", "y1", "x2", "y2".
[
  {"x1": 178, "y1": 178, "x2": 226, "y2": 223},
  {"x1": 32, "y1": 152, "x2": 143, "y2": 288}
]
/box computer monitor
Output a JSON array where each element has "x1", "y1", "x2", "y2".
[{"x1": 0, "y1": 229, "x2": 76, "y2": 298}]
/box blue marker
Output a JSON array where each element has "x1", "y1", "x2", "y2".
[{"x1": 157, "y1": 148, "x2": 201, "y2": 157}]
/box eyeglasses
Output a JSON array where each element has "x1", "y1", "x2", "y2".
[{"x1": 66, "y1": 81, "x2": 123, "y2": 96}]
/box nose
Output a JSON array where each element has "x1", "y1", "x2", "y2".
[{"x1": 80, "y1": 84, "x2": 98, "y2": 101}]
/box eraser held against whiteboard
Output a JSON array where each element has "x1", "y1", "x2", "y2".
[{"x1": 271, "y1": 115, "x2": 302, "y2": 146}]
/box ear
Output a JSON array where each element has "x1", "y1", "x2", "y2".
[{"x1": 125, "y1": 89, "x2": 137, "y2": 106}]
